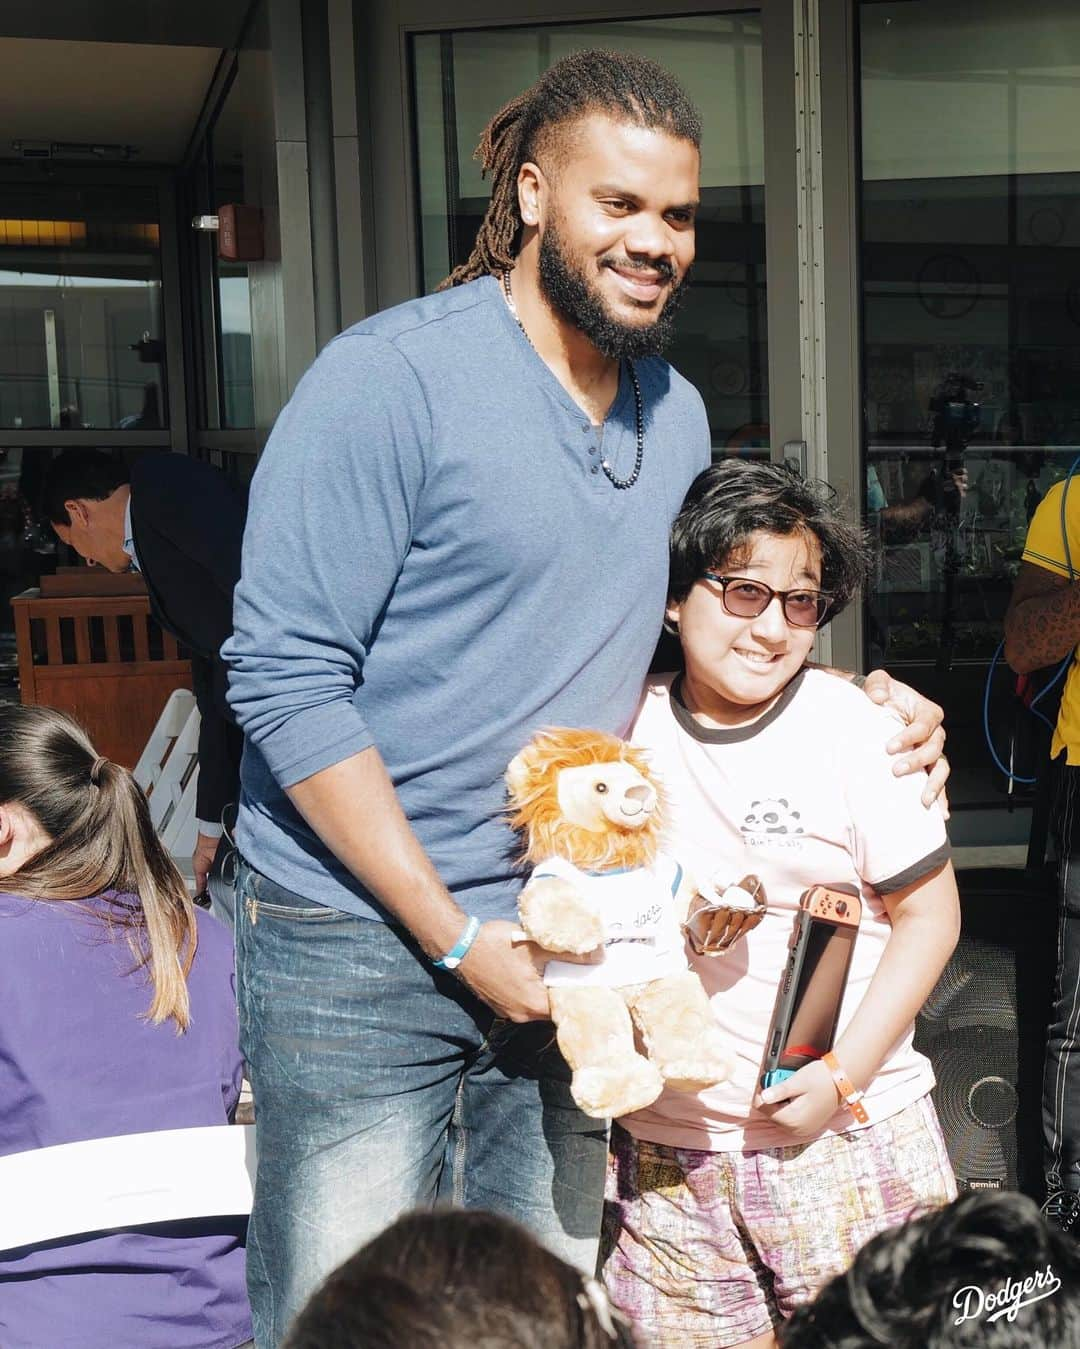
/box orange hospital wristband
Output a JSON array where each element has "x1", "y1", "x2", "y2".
[{"x1": 822, "y1": 1051, "x2": 869, "y2": 1124}]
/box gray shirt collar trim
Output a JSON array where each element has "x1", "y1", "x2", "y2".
[{"x1": 669, "y1": 666, "x2": 808, "y2": 744}]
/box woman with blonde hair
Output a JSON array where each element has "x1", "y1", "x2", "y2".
[{"x1": 0, "y1": 703, "x2": 251, "y2": 1349}]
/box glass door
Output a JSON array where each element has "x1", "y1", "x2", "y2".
[
  {"x1": 858, "y1": 0, "x2": 1080, "y2": 829},
  {"x1": 0, "y1": 184, "x2": 167, "y2": 432},
  {"x1": 364, "y1": 0, "x2": 1080, "y2": 846},
  {"x1": 0, "y1": 177, "x2": 175, "y2": 683},
  {"x1": 366, "y1": 0, "x2": 806, "y2": 464}
]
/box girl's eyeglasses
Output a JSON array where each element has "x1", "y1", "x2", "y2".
[{"x1": 701, "y1": 572, "x2": 832, "y2": 629}]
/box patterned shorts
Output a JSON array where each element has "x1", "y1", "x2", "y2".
[{"x1": 601, "y1": 1094, "x2": 957, "y2": 1348}]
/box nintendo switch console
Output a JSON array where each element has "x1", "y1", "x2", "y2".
[{"x1": 760, "y1": 884, "x2": 862, "y2": 1091}]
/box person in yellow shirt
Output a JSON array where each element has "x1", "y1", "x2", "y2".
[{"x1": 1005, "y1": 473, "x2": 1080, "y2": 1234}]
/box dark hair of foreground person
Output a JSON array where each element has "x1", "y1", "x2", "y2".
[{"x1": 284, "y1": 1208, "x2": 636, "y2": 1349}]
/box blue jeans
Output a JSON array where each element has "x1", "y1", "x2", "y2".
[{"x1": 234, "y1": 859, "x2": 607, "y2": 1348}]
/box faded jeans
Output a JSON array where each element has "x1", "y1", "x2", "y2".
[{"x1": 233, "y1": 858, "x2": 608, "y2": 1348}]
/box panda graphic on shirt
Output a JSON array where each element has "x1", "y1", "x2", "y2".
[{"x1": 741, "y1": 797, "x2": 805, "y2": 849}]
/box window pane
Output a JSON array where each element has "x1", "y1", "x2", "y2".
[
  {"x1": 217, "y1": 265, "x2": 254, "y2": 428},
  {"x1": 0, "y1": 184, "x2": 165, "y2": 430},
  {"x1": 859, "y1": 0, "x2": 1080, "y2": 811},
  {"x1": 213, "y1": 63, "x2": 256, "y2": 429},
  {"x1": 411, "y1": 14, "x2": 768, "y2": 456}
]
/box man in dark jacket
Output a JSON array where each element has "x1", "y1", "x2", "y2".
[{"x1": 45, "y1": 449, "x2": 246, "y2": 895}]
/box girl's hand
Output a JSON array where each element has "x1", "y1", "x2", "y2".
[{"x1": 754, "y1": 1060, "x2": 842, "y2": 1140}]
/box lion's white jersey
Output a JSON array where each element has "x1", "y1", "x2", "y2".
[{"x1": 533, "y1": 853, "x2": 688, "y2": 988}]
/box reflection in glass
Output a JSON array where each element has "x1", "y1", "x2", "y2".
[
  {"x1": 410, "y1": 15, "x2": 768, "y2": 455},
  {"x1": 218, "y1": 267, "x2": 255, "y2": 428},
  {"x1": 0, "y1": 443, "x2": 56, "y2": 679},
  {"x1": 859, "y1": 0, "x2": 1080, "y2": 809},
  {"x1": 0, "y1": 187, "x2": 165, "y2": 430},
  {"x1": 212, "y1": 59, "x2": 257, "y2": 429}
]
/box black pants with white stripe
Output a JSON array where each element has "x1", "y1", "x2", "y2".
[{"x1": 1045, "y1": 759, "x2": 1080, "y2": 1194}]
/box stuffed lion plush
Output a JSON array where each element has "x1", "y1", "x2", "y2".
[{"x1": 506, "y1": 727, "x2": 733, "y2": 1120}]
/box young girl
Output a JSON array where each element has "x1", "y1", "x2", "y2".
[
  {"x1": 0, "y1": 704, "x2": 251, "y2": 1349},
  {"x1": 601, "y1": 460, "x2": 960, "y2": 1349}
]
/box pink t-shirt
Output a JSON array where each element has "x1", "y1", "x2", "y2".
[{"x1": 622, "y1": 668, "x2": 949, "y2": 1152}]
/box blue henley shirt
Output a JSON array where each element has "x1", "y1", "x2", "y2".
[{"x1": 224, "y1": 274, "x2": 709, "y2": 921}]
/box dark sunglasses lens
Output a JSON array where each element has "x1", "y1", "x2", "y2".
[
  {"x1": 723, "y1": 581, "x2": 770, "y2": 617},
  {"x1": 785, "y1": 593, "x2": 826, "y2": 627}
]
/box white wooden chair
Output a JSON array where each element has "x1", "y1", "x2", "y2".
[
  {"x1": 132, "y1": 688, "x2": 201, "y2": 890},
  {"x1": 0, "y1": 1124, "x2": 256, "y2": 1251},
  {"x1": 132, "y1": 688, "x2": 197, "y2": 797}
]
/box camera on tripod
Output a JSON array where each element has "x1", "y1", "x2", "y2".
[{"x1": 930, "y1": 372, "x2": 983, "y2": 460}]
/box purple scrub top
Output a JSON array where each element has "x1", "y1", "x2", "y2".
[{"x1": 0, "y1": 893, "x2": 252, "y2": 1349}]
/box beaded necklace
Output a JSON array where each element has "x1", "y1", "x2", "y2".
[{"x1": 501, "y1": 269, "x2": 644, "y2": 490}]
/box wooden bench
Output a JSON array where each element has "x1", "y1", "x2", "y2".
[{"x1": 11, "y1": 584, "x2": 193, "y2": 770}]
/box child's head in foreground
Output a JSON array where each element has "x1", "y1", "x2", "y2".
[
  {"x1": 283, "y1": 1206, "x2": 636, "y2": 1349},
  {"x1": 779, "y1": 1189, "x2": 1080, "y2": 1348},
  {"x1": 666, "y1": 459, "x2": 872, "y2": 726}
]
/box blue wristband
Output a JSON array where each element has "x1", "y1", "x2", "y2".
[{"x1": 433, "y1": 916, "x2": 481, "y2": 971}]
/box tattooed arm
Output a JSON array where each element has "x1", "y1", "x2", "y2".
[{"x1": 1004, "y1": 561, "x2": 1080, "y2": 674}]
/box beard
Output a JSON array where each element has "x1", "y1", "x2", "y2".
[{"x1": 537, "y1": 219, "x2": 689, "y2": 361}]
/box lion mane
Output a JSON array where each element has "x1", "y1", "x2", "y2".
[{"x1": 506, "y1": 727, "x2": 665, "y2": 872}]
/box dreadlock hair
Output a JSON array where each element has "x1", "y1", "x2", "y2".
[{"x1": 438, "y1": 49, "x2": 702, "y2": 289}]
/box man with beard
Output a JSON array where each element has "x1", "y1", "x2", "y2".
[{"x1": 224, "y1": 50, "x2": 947, "y2": 1346}]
